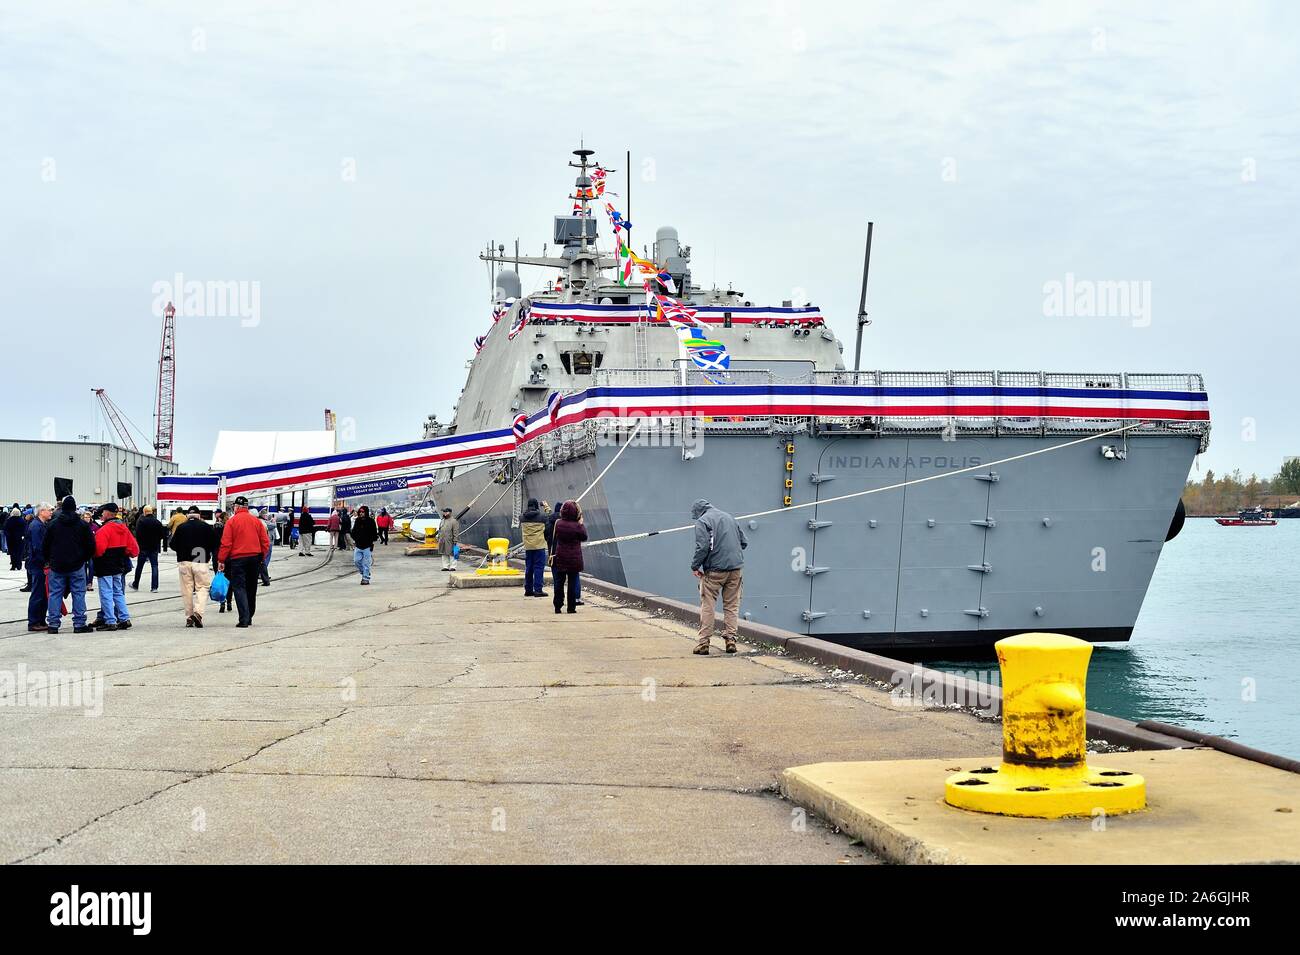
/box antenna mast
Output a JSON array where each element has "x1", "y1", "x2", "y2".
[{"x1": 852, "y1": 222, "x2": 874, "y2": 372}]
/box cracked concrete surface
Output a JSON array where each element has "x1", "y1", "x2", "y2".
[{"x1": 0, "y1": 546, "x2": 1000, "y2": 863}]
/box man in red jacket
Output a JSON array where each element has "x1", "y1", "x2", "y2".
[
  {"x1": 217, "y1": 496, "x2": 270, "y2": 628},
  {"x1": 93, "y1": 502, "x2": 140, "y2": 631}
]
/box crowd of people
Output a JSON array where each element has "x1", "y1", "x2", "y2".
[
  {"x1": 3, "y1": 497, "x2": 399, "y2": 633},
  {"x1": 7, "y1": 490, "x2": 748, "y2": 657}
]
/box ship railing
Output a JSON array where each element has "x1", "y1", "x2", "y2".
[{"x1": 537, "y1": 369, "x2": 1209, "y2": 452}]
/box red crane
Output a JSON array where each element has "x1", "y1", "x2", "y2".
[
  {"x1": 91, "y1": 388, "x2": 140, "y2": 452},
  {"x1": 154, "y1": 301, "x2": 176, "y2": 461}
]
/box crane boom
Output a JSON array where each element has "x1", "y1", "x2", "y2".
[
  {"x1": 92, "y1": 388, "x2": 140, "y2": 452},
  {"x1": 154, "y1": 301, "x2": 176, "y2": 461}
]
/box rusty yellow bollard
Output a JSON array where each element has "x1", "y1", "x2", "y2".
[
  {"x1": 944, "y1": 633, "x2": 1145, "y2": 818},
  {"x1": 475, "y1": 536, "x2": 522, "y2": 576},
  {"x1": 421, "y1": 527, "x2": 438, "y2": 548}
]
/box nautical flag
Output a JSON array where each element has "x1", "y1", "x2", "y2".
[
  {"x1": 474, "y1": 334, "x2": 487, "y2": 353},
  {"x1": 604, "y1": 202, "x2": 631, "y2": 236},
  {"x1": 547, "y1": 390, "x2": 564, "y2": 424},
  {"x1": 678, "y1": 329, "x2": 731, "y2": 383},
  {"x1": 617, "y1": 243, "x2": 635, "y2": 287},
  {"x1": 513, "y1": 413, "x2": 528, "y2": 444},
  {"x1": 654, "y1": 292, "x2": 700, "y2": 327},
  {"x1": 655, "y1": 269, "x2": 677, "y2": 294},
  {"x1": 491, "y1": 300, "x2": 509, "y2": 324},
  {"x1": 508, "y1": 300, "x2": 529, "y2": 340}
]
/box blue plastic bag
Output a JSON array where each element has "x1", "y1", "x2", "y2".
[{"x1": 209, "y1": 571, "x2": 229, "y2": 602}]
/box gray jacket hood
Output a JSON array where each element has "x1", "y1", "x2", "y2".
[{"x1": 690, "y1": 499, "x2": 712, "y2": 520}]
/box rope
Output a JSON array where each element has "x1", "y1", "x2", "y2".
[
  {"x1": 459, "y1": 448, "x2": 540, "y2": 535},
  {"x1": 582, "y1": 423, "x2": 1144, "y2": 548},
  {"x1": 576, "y1": 421, "x2": 643, "y2": 504}
]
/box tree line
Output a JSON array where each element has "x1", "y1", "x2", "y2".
[{"x1": 1182, "y1": 458, "x2": 1300, "y2": 515}]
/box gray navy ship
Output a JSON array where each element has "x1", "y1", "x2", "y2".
[{"x1": 429, "y1": 147, "x2": 1210, "y2": 651}]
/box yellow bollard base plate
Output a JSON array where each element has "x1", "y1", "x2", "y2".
[
  {"x1": 474, "y1": 567, "x2": 523, "y2": 577},
  {"x1": 945, "y1": 763, "x2": 1145, "y2": 818}
]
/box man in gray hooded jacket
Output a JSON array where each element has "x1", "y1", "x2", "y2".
[{"x1": 690, "y1": 498, "x2": 747, "y2": 655}]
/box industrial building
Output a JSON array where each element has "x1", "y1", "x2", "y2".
[{"x1": 0, "y1": 439, "x2": 180, "y2": 509}]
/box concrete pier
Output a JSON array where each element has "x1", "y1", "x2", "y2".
[
  {"x1": 5, "y1": 547, "x2": 1295, "y2": 864},
  {"x1": 0, "y1": 547, "x2": 1001, "y2": 864}
]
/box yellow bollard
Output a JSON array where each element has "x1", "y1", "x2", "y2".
[
  {"x1": 475, "y1": 536, "x2": 522, "y2": 576},
  {"x1": 944, "y1": 633, "x2": 1145, "y2": 818}
]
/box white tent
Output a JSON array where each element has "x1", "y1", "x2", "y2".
[
  {"x1": 210, "y1": 430, "x2": 337, "y2": 542},
  {"x1": 210, "y1": 430, "x2": 336, "y2": 472}
]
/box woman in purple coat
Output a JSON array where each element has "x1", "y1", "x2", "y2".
[{"x1": 549, "y1": 500, "x2": 587, "y2": 614}]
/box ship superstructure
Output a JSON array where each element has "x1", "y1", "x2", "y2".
[{"x1": 430, "y1": 148, "x2": 1210, "y2": 650}]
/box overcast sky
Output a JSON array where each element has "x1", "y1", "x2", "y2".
[{"x1": 2, "y1": 1, "x2": 1296, "y2": 478}]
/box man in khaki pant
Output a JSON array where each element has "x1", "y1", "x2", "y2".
[
  {"x1": 169, "y1": 506, "x2": 219, "y2": 629},
  {"x1": 689, "y1": 499, "x2": 747, "y2": 655}
]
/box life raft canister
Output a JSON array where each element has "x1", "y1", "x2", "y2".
[{"x1": 1166, "y1": 498, "x2": 1186, "y2": 541}]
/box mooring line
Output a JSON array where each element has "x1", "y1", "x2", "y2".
[{"x1": 581, "y1": 423, "x2": 1144, "y2": 548}]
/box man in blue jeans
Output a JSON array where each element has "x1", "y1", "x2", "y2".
[
  {"x1": 519, "y1": 499, "x2": 549, "y2": 597},
  {"x1": 25, "y1": 503, "x2": 52, "y2": 631},
  {"x1": 93, "y1": 502, "x2": 139, "y2": 631},
  {"x1": 349, "y1": 505, "x2": 378, "y2": 584},
  {"x1": 43, "y1": 496, "x2": 96, "y2": 635},
  {"x1": 131, "y1": 505, "x2": 165, "y2": 592}
]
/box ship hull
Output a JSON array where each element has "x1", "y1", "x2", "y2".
[{"x1": 435, "y1": 431, "x2": 1200, "y2": 651}]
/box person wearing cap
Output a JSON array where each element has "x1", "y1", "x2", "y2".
[
  {"x1": 25, "y1": 503, "x2": 53, "y2": 630},
  {"x1": 131, "y1": 505, "x2": 165, "y2": 593},
  {"x1": 350, "y1": 505, "x2": 378, "y2": 585},
  {"x1": 92, "y1": 502, "x2": 139, "y2": 631},
  {"x1": 170, "y1": 505, "x2": 219, "y2": 628},
  {"x1": 217, "y1": 496, "x2": 270, "y2": 628},
  {"x1": 437, "y1": 506, "x2": 459, "y2": 571},
  {"x1": 519, "y1": 498, "x2": 550, "y2": 597},
  {"x1": 43, "y1": 496, "x2": 96, "y2": 635}
]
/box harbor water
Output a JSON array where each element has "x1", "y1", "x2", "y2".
[{"x1": 911, "y1": 519, "x2": 1300, "y2": 759}]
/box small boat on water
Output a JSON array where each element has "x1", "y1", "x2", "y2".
[{"x1": 1216, "y1": 507, "x2": 1278, "y2": 526}]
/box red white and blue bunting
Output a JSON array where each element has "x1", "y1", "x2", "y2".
[
  {"x1": 178, "y1": 381, "x2": 1208, "y2": 499},
  {"x1": 511, "y1": 382, "x2": 1211, "y2": 444},
  {"x1": 157, "y1": 475, "x2": 221, "y2": 507},
  {"x1": 525, "y1": 302, "x2": 825, "y2": 326}
]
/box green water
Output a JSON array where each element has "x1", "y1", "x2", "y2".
[{"x1": 916, "y1": 519, "x2": 1300, "y2": 759}]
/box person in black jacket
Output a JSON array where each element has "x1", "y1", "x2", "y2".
[
  {"x1": 338, "y1": 505, "x2": 352, "y2": 551},
  {"x1": 297, "y1": 506, "x2": 315, "y2": 556},
  {"x1": 349, "y1": 505, "x2": 378, "y2": 585},
  {"x1": 170, "y1": 506, "x2": 219, "y2": 628},
  {"x1": 131, "y1": 505, "x2": 165, "y2": 592},
  {"x1": 4, "y1": 508, "x2": 25, "y2": 571},
  {"x1": 43, "y1": 496, "x2": 96, "y2": 634}
]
